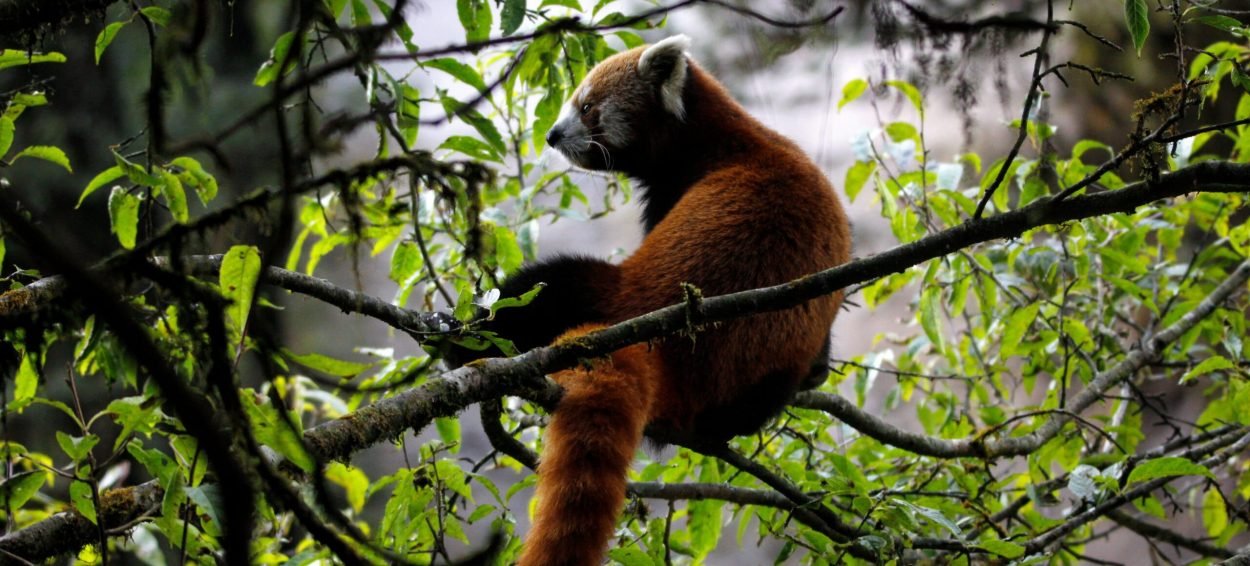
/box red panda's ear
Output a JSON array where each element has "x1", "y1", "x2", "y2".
[{"x1": 638, "y1": 35, "x2": 690, "y2": 120}]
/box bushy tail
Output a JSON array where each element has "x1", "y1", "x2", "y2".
[{"x1": 519, "y1": 326, "x2": 660, "y2": 566}]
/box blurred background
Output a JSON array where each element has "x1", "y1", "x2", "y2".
[{"x1": 1, "y1": 0, "x2": 1233, "y2": 563}]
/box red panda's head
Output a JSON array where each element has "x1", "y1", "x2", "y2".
[{"x1": 545, "y1": 35, "x2": 691, "y2": 172}]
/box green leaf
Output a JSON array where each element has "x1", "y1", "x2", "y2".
[
  {"x1": 0, "y1": 116, "x2": 13, "y2": 157},
  {"x1": 280, "y1": 349, "x2": 375, "y2": 377},
  {"x1": 220, "y1": 245, "x2": 263, "y2": 340},
  {"x1": 112, "y1": 150, "x2": 160, "y2": 186},
  {"x1": 78, "y1": 166, "x2": 125, "y2": 207},
  {"x1": 169, "y1": 156, "x2": 218, "y2": 204},
  {"x1": 438, "y1": 134, "x2": 501, "y2": 162},
  {"x1": 110, "y1": 398, "x2": 159, "y2": 449},
  {"x1": 107, "y1": 187, "x2": 141, "y2": 249},
  {"x1": 0, "y1": 471, "x2": 46, "y2": 510},
  {"x1": 607, "y1": 548, "x2": 651, "y2": 566},
  {"x1": 243, "y1": 393, "x2": 314, "y2": 472},
  {"x1": 56, "y1": 432, "x2": 100, "y2": 462},
  {"x1": 349, "y1": 0, "x2": 371, "y2": 25},
  {"x1": 254, "y1": 31, "x2": 296, "y2": 87},
  {"x1": 95, "y1": 21, "x2": 128, "y2": 63},
  {"x1": 493, "y1": 225, "x2": 523, "y2": 273},
  {"x1": 12, "y1": 145, "x2": 71, "y2": 172},
  {"x1": 1127, "y1": 457, "x2": 1215, "y2": 485},
  {"x1": 8, "y1": 353, "x2": 38, "y2": 413},
  {"x1": 1000, "y1": 303, "x2": 1041, "y2": 359},
  {"x1": 326, "y1": 462, "x2": 370, "y2": 513},
  {"x1": 885, "y1": 80, "x2": 924, "y2": 116},
  {"x1": 1192, "y1": 15, "x2": 1243, "y2": 34},
  {"x1": 389, "y1": 241, "x2": 423, "y2": 284},
  {"x1": 1125, "y1": 0, "x2": 1150, "y2": 56},
  {"x1": 919, "y1": 286, "x2": 945, "y2": 351},
  {"x1": 140, "y1": 6, "x2": 172, "y2": 26},
  {"x1": 838, "y1": 78, "x2": 868, "y2": 110},
  {"x1": 978, "y1": 539, "x2": 1025, "y2": 559},
  {"x1": 491, "y1": 282, "x2": 543, "y2": 313},
  {"x1": 424, "y1": 58, "x2": 488, "y2": 92},
  {"x1": 127, "y1": 440, "x2": 178, "y2": 484},
  {"x1": 1203, "y1": 487, "x2": 1228, "y2": 537},
  {"x1": 70, "y1": 481, "x2": 97, "y2": 524},
  {"x1": 456, "y1": 0, "x2": 493, "y2": 43},
  {"x1": 1180, "y1": 355, "x2": 1235, "y2": 384},
  {"x1": 435, "y1": 417, "x2": 461, "y2": 446},
  {"x1": 159, "y1": 169, "x2": 189, "y2": 223},
  {"x1": 844, "y1": 160, "x2": 875, "y2": 202},
  {"x1": 0, "y1": 50, "x2": 66, "y2": 71},
  {"x1": 184, "y1": 484, "x2": 224, "y2": 530},
  {"x1": 501, "y1": 0, "x2": 526, "y2": 35}
]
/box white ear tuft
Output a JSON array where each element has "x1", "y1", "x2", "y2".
[{"x1": 638, "y1": 35, "x2": 691, "y2": 120}]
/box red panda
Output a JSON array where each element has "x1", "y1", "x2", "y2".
[{"x1": 451, "y1": 35, "x2": 851, "y2": 565}]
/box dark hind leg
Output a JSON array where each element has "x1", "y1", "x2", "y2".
[
  {"x1": 441, "y1": 255, "x2": 620, "y2": 366},
  {"x1": 798, "y1": 329, "x2": 832, "y2": 391}
]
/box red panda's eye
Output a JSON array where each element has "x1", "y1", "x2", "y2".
[{"x1": 580, "y1": 103, "x2": 592, "y2": 114}]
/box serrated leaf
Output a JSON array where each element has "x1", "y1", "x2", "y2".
[
  {"x1": 1127, "y1": 457, "x2": 1214, "y2": 485},
  {"x1": 220, "y1": 245, "x2": 262, "y2": 340},
  {"x1": 95, "y1": 22, "x2": 128, "y2": 63},
  {"x1": 0, "y1": 471, "x2": 45, "y2": 510},
  {"x1": 0, "y1": 50, "x2": 66, "y2": 71},
  {"x1": 1125, "y1": 0, "x2": 1150, "y2": 56},
  {"x1": 107, "y1": 187, "x2": 140, "y2": 249},
  {"x1": 78, "y1": 166, "x2": 124, "y2": 207},
  {"x1": 501, "y1": 0, "x2": 526, "y2": 35},
  {"x1": 12, "y1": 145, "x2": 71, "y2": 172},
  {"x1": 1180, "y1": 355, "x2": 1235, "y2": 384},
  {"x1": 70, "y1": 481, "x2": 97, "y2": 524}
]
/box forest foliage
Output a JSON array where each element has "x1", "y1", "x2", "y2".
[{"x1": 0, "y1": 1, "x2": 1249, "y2": 565}]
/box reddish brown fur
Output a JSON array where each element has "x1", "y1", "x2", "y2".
[
  {"x1": 519, "y1": 325, "x2": 659, "y2": 566},
  {"x1": 520, "y1": 43, "x2": 851, "y2": 565}
]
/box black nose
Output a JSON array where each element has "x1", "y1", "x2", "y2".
[{"x1": 546, "y1": 128, "x2": 563, "y2": 146}]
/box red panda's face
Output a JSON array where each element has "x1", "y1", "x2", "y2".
[{"x1": 545, "y1": 35, "x2": 691, "y2": 172}]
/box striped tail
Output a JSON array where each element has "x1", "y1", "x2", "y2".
[{"x1": 518, "y1": 327, "x2": 660, "y2": 566}]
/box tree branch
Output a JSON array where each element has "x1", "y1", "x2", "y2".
[
  {"x1": 5, "y1": 160, "x2": 1250, "y2": 561},
  {"x1": 0, "y1": 0, "x2": 118, "y2": 44}
]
